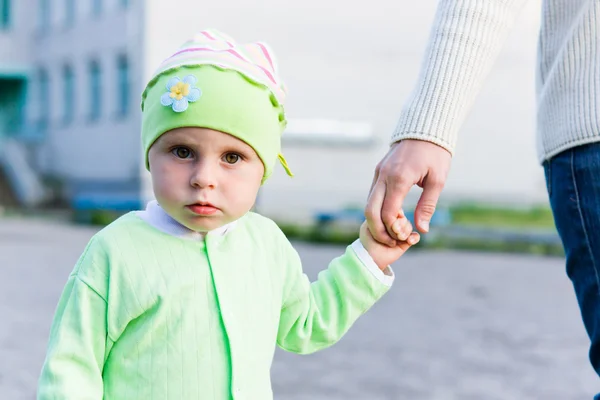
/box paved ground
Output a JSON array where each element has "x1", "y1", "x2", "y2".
[{"x1": 1, "y1": 217, "x2": 598, "y2": 399}]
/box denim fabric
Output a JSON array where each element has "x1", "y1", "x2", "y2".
[{"x1": 544, "y1": 142, "x2": 600, "y2": 399}]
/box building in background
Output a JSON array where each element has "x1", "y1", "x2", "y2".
[
  {"x1": 0, "y1": 0, "x2": 547, "y2": 221},
  {"x1": 0, "y1": 0, "x2": 142, "y2": 209}
]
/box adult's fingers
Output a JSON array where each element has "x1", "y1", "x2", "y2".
[
  {"x1": 365, "y1": 179, "x2": 396, "y2": 246},
  {"x1": 368, "y1": 161, "x2": 381, "y2": 197},
  {"x1": 381, "y1": 174, "x2": 413, "y2": 240},
  {"x1": 414, "y1": 174, "x2": 445, "y2": 233}
]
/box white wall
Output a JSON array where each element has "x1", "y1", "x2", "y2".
[{"x1": 142, "y1": 0, "x2": 546, "y2": 219}]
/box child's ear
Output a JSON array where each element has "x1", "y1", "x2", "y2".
[{"x1": 146, "y1": 143, "x2": 159, "y2": 172}]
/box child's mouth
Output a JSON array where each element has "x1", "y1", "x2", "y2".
[{"x1": 187, "y1": 203, "x2": 219, "y2": 216}]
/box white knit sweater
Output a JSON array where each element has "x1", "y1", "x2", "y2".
[{"x1": 392, "y1": 0, "x2": 600, "y2": 163}]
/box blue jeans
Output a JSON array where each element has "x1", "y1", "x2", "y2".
[{"x1": 544, "y1": 142, "x2": 600, "y2": 398}]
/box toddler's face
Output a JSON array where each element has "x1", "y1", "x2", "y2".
[{"x1": 148, "y1": 127, "x2": 264, "y2": 232}]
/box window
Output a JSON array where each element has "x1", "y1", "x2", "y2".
[
  {"x1": 0, "y1": 0, "x2": 10, "y2": 30},
  {"x1": 38, "y1": 68, "x2": 50, "y2": 129},
  {"x1": 89, "y1": 60, "x2": 101, "y2": 121},
  {"x1": 116, "y1": 55, "x2": 130, "y2": 117},
  {"x1": 92, "y1": 0, "x2": 101, "y2": 16},
  {"x1": 39, "y1": 0, "x2": 50, "y2": 31},
  {"x1": 63, "y1": 64, "x2": 75, "y2": 124},
  {"x1": 65, "y1": 0, "x2": 75, "y2": 27}
]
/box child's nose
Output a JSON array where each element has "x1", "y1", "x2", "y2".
[{"x1": 189, "y1": 161, "x2": 217, "y2": 189}]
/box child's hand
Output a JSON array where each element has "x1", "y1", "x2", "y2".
[{"x1": 359, "y1": 210, "x2": 420, "y2": 270}]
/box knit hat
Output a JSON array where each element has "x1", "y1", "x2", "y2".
[{"x1": 141, "y1": 29, "x2": 293, "y2": 182}]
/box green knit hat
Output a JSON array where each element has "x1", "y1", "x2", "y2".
[{"x1": 141, "y1": 29, "x2": 293, "y2": 182}]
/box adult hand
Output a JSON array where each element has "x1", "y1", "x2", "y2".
[{"x1": 365, "y1": 139, "x2": 452, "y2": 246}]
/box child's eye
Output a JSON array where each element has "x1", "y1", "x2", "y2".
[
  {"x1": 223, "y1": 153, "x2": 240, "y2": 164},
  {"x1": 172, "y1": 147, "x2": 192, "y2": 159}
]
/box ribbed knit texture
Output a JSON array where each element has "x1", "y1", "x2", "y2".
[
  {"x1": 36, "y1": 212, "x2": 391, "y2": 400},
  {"x1": 392, "y1": 0, "x2": 600, "y2": 163}
]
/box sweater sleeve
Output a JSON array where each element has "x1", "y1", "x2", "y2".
[
  {"x1": 391, "y1": 0, "x2": 530, "y2": 153},
  {"x1": 37, "y1": 239, "x2": 111, "y2": 400},
  {"x1": 276, "y1": 239, "x2": 391, "y2": 355}
]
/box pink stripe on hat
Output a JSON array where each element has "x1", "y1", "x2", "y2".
[
  {"x1": 200, "y1": 30, "x2": 217, "y2": 40},
  {"x1": 255, "y1": 43, "x2": 275, "y2": 72},
  {"x1": 153, "y1": 29, "x2": 285, "y2": 106}
]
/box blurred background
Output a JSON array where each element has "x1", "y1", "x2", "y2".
[{"x1": 1, "y1": 0, "x2": 599, "y2": 398}]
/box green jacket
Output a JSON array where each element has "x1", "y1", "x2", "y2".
[{"x1": 37, "y1": 202, "x2": 393, "y2": 399}]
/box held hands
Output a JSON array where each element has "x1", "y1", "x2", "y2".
[
  {"x1": 359, "y1": 210, "x2": 420, "y2": 270},
  {"x1": 365, "y1": 139, "x2": 452, "y2": 246}
]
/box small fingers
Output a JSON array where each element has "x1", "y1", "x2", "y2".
[
  {"x1": 382, "y1": 178, "x2": 412, "y2": 240},
  {"x1": 396, "y1": 231, "x2": 421, "y2": 254},
  {"x1": 407, "y1": 231, "x2": 420, "y2": 246},
  {"x1": 391, "y1": 211, "x2": 413, "y2": 241}
]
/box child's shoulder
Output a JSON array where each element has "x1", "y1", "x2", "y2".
[
  {"x1": 73, "y1": 211, "x2": 164, "y2": 274},
  {"x1": 242, "y1": 211, "x2": 288, "y2": 241},
  {"x1": 94, "y1": 211, "x2": 148, "y2": 237},
  {"x1": 82, "y1": 211, "x2": 154, "y2": 252},
  {"x1": 243, "y1": 211, "x2": 278, "y2": 227}
]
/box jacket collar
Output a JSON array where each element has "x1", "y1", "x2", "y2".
[{"x1": 136, "y1": 200, "x2": 237, "y2": 241}]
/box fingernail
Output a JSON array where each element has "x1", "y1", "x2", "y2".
[
  {"x1": 420, "y1": 220, "x2": 430, "y2": 232},
  {"x1": 409, "y1": 234, "x2": 420, "y2": 245}
]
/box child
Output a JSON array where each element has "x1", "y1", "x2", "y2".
[{"x1": 37, "y1": 29, "x2": 419, "y2": 400}]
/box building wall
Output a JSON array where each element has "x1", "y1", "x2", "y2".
[
  {"x1": 25, "y1": 0, "x2": 144, "y2": 199},
  {"x1": 0, "y1": 0, "x2": 33, "y2": 69}
]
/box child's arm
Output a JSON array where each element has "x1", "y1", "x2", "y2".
[
  {"x1": 37, "y1": 240, "x2": 109, "y2": 399},
  {"x1": 276, "y1": 214, "x2": 417, "y2": 355}
]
